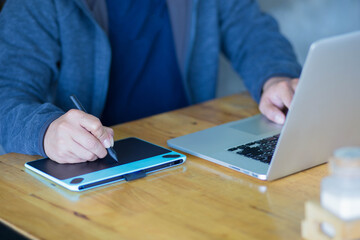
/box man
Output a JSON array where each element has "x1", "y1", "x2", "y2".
[{"x1": 0, "y1": 0, "x2": 301, "y2": 163}]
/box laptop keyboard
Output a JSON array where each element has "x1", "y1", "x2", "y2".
[{"x1": 227, "y1": 134, "x2": 280, "y2": 164}]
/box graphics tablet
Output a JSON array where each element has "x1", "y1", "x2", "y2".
[{"x1": 25, "y1": 137, "x2": 186, "y2": 191}]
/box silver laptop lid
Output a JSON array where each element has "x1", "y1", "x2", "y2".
[{"x1": 267, "y1": 31, "x2": 360, "y2": 180}]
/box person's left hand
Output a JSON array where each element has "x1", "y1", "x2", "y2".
[{"x1": 259, "y1": 77, "x2": 299, "y2": 125}]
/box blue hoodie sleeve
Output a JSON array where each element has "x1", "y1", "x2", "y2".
[
  {"x1": 219, "y1": 0, "x2": 302, "y2": 103},
  {"x1": 0, "y1": 0, "x2": 65, "y2": 156}
]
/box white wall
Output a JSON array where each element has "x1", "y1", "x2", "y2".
[{"x1": 216, "y1": 0, "x2": 360, "y2": 97}]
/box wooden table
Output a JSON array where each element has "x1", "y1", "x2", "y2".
[{"x1": 0, "y1": 93, "x2": 328, "y2": 240}]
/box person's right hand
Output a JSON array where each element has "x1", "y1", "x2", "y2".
[{"x1": 44, "y1": 109, "x2": 114, "y2": 164}]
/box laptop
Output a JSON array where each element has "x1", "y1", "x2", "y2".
[{"x1": 168, "y1": 31, "x2": 360, "y2": 181}]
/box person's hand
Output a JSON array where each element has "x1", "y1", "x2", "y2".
[
  {"x1": 44, "y1": 109, "x2": 114, "y2": 164},
  {"x1": 259, "y1": 77, "x2": 299, "y2": 124}
]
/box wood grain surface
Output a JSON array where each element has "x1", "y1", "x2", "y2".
[{"x1": 0, "y1": 93, "x2": 328, "y2": 240}]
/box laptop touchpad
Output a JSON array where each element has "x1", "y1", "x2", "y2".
[{"x1": 229, "y1": 116, "x2": 281, "y2": 136}]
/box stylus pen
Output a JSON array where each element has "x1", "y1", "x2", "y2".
[{"x1": 70, "y1": 95, "x2": 119, "y2": 162}]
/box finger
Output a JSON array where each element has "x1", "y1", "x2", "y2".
[
  {"x1": 69, "y1": 140, "x2": 97, "y2": 162},
  {"x1": 48, "y1": 136, "x2": 83, "y2": 164},
  {"x1": 104, "y1": 127, "x2": 114, "y2": 146},
  {"x1": 53, "y1": 151, "x2": 82, "y2": 164},
  {"x1": 71, "y1": 126, "x2": 108, "y2": 159},
  {"x1": 78, "y1": 113, "x2": 112, "y2": 148},
  {"x1": 259, "y1": 99, "x2": 286, "y2": 125},
  {"x1": 61, "y1": 155, "x2": 86, "y2": 164},
  {"x1": 276, "y1": 81, "x2": 295, "y2": 109},
  {"x1": 291, "y1": 78, "x2": 299, "y2": 91},
  {"x1": 279, "y1": 88, "x2": 293, "y2": 110}
]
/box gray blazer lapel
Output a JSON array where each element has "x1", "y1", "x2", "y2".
[
  {"x1": 80, "y1": 0, "x2": 108, "y2": 33},
  {"x1": 166, "y1": 0, "x2": 193, "y2": 77}
]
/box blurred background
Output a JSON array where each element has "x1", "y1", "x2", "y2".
[
  {"x1": 217, "y1": 0, "x2": 360, "y2": 97},
  {"x1": 0, "y1": 0, "x2": 359, "y2": 155}
]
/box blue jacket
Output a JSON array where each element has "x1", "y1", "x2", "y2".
[{"x1": 0, "y1": 0, "x2": 301, "y2": 156}]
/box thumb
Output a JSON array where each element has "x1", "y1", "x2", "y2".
[{"x1": 259, "y1": 99, "x2": 286, "y2": 125}]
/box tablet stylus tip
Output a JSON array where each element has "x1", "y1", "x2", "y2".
[{"x1": 108, "y1": 147, "x2": 119, "y2": 162}]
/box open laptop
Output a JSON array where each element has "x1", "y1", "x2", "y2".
[{"x1": 168, "y1": 31, "x2": 360, "y2": 181}]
